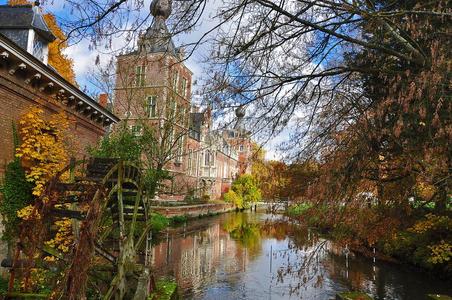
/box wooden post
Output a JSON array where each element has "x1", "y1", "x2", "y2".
[{"x1": 116, "y1": 161, "x2": 126, "y2": 299}]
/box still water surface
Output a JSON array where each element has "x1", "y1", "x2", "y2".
[{"x1": 151, "y1": 212, "x2": 451, "y2": 300}]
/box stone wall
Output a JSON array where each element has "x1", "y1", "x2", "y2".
[{"x1": 152, "y1": 203, "x2": 235, "y2": 218}]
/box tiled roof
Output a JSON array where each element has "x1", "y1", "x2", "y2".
[{"x1": 0, "y1": 5, "x2": 55, "y2": 42}]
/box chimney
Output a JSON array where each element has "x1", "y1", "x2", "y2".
[{"x1": 98, "y1": 93, "x2": 108, "y2": 108}]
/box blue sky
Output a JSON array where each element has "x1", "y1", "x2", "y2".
[{"x1": 0, "y1": 0, "x2": 284, "y2": 159}]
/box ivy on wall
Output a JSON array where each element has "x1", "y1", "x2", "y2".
[{"x1": 0, "y1": 124, "x2": 33, "y2": 244}]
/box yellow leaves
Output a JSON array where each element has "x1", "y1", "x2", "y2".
[
  {"x1": 17, "y1": 205, "x2": 41, "y2": 220},
  {"x1": 16, "y1": 107, "x2": 70, "y2": 197},
  {"x1": 44, "y1": 14, "x2": 77, "y2": 85},
  {"x1": 415, "y1": 181, "x2": 436, "y2": 201},
  {"x1": 428, "y1": 241, "x2": 452, "y2": 264},
  {"x1": 45, "y1": 218, "x2": 73, "y2": 254},
  {"x1": 409, "y1": 213, "x2": 450, "y2": 234}
]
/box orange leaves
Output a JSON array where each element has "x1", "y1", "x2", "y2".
[
  {"x1": 15, "y1": 107, "x2": 70, "y2": 197},
  {"x1": 44, "y1": 14, "x2": 77, "y2": 85}
]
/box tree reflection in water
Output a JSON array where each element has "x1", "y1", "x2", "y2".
[
  {"x1": 152, "y1": 213, "x2": 452, "y2": 300},
  {"x1": 222, "y1": 212, "x2": 262, "y2": 258}
]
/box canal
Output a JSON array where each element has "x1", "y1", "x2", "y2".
[{"x1": 151, "y1": 212, "x2": 452, "y2": 300}]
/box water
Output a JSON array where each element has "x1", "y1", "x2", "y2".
[{"x1": 151, "y1": 212, "x2": 452, "y2": 300}]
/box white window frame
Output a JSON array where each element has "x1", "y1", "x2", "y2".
[
  {"x1": 147, "y1": 95, "x2": 157, "y2": 118},
  {"x1": 135, "y1": 65, "x2": 146, "y2": 87}
]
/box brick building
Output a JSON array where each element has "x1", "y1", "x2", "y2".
[
  {"x1": 112, "y1": 0, "x2": 252, "y2": 200},
  {"x1": 0, "y1": 4, "x2": 118, "y2": 177}
]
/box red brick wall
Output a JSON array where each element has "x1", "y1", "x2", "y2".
[{"x1": 0, "y1": 69, "x2": 105, "y2": 177}]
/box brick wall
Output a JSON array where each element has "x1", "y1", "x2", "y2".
[{"x1": 0, "y1": 68, "x2": 105, "y2": 177}]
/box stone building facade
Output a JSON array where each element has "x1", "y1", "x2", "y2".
[
  {"x1": 113, "y1": 0, "x2": 252, "y2": 200},
  {"x1": 0, "y1": 4, "x2": 118, "y2": 177}
]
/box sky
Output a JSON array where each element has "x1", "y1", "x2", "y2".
[{"x1": 0, "y1": 0, "x2": 285, "y2": 160}]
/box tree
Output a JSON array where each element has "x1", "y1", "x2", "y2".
[
  {"x1": 8, "y1": 0, "x2": 76, "y2": 84},
  {"x1": 229, "y1": 174, "x2": 262, "y2": 209}
]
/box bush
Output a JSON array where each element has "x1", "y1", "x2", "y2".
[
  {"x1": 223, "y1": 190, "x2": 243, "y2": 208},
  {"x1": 287, "y1": 203, "x2": 312, "y2": 217},
  {"x1": 88, "y1": 129, "x2": 141, "y2": 162},
  {"x1": 170, "y1": 215, "x2": 188, "y2": 225},
  {"x1": 149, "y1": 213, "x2": 169, "y2": 233},
  {"x1": 381, "y1": 213, "x2": 452, "y2": 275}
]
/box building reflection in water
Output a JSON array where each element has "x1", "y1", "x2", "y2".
[
  {"x1": 150, "y1": 213, "x2": 452, "y2": 300},
  {"x1": 151, "y1": 216, "x2": 250, "y2": 295}
]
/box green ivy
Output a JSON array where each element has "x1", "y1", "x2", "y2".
[{"x1": 0, "y1": 124, "x2": 33, "y2": 244}]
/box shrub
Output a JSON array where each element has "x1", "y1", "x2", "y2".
[
  {"x1": 170, "y1": 215, "x2": 188, "y2": 225},
  {"x1": 150, "y1": 213, "x2": 169, "y2": 233},
  {"x1": 88, "y1": 128, "x2": 141, "y2": 162},
  {"x1": 223, "y1": 190, "x2": 243, "y2": 208},
  {"x1": 287, "y1": 203, "x2": 312, "y2": 217}
]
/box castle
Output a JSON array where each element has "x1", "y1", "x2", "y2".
[{"x1": 112, "y1": 0, "x2": 252, "y2": 200}]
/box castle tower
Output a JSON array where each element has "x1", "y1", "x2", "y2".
[{"x1": 113, "y1": 0, "x2": 193, "y2": 194}]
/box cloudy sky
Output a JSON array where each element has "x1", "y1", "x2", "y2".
[{"x1": 0, "y1": 0, "x2": 284, "y2": 160}]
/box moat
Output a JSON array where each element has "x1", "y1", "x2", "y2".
[{"x1": 152, "y1": 212, "x2": 452, "y2": 300}]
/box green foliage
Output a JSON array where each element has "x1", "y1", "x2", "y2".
[
  {"x1": 88, "y1": 129, "x2": 141, "y2": 161},
  {"x1": 230, "y1": 174, "x2": 262, "y2": 209},
  {"x1": 381, "y1": 214, "x2": 452, "y2": 274},
  {"x1": 200, "y1": 194, "x2": 210, "y2": 203},
  {"x1": 148, "y1": 278, "x2": 178, "y2": 300},
  {"x1": 336, "y1": 291, "x2": 373, "y2": 300},
  {"x1": 223, "y1": 190, "x2": 243, "y2": 208},
  {"x1": 287, "y1": 203, "x2": 312, "y2": 217},
  {"x1": 150, "y1": 213, "x2": 169, "y2": 233},
  {"x1": 144, "y1": 169, "x2": 171, "y2": 199},
  {"x1": 170, "y1": 215, "x2": 188, "y2": 225},
  {"x1": 0, "y1": 276, "x2": 8, "y2": 296},
  {"x1": 0, "y1": 157, "x2": 33, "y2": 243}
]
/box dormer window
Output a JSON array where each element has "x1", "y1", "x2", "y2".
[{"x1": 0, "y1": 4, "x2": 55, "y2": 64}]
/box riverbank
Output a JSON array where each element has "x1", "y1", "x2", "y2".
[
  {"x1": 285, "y1": 203, "x2": 452, "y2": 281},
  {"x1": 152, "y1": 202, "x2": 235, "y2": 218}
]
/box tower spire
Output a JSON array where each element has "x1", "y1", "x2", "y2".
[
  {"x1": 150, "y1": 0, "x2": 172, "y2": 20},
  {"x1": 138, "y1": 0, "x2": 176, "y2": 54}
]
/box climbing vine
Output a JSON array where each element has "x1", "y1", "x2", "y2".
[{"x1": 0, "y1": 124, "x2": 33, "y2": 244}]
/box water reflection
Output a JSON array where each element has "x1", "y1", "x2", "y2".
[{"x1": 151, "y1": 212, "x2": 452, "y2": 300}]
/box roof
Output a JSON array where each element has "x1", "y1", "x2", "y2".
[
  {"x1": 0, "y1": 32, "x2": 119, "y2": 125},
  {"x1": 136, "y1": 17, "x2": 177, "y2": 55},
  {"x1": 0, "y1": 5, "x2": 55, "y2": 42}
]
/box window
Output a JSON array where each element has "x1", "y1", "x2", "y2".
[
  {"x1": 130, "y1": 125, "x2": 142, "y2": 136},
  {"x1": 135, "y1": 66, "x2": 146, "y2": 87},
  {"x1": 146, "y1": 96, "x2": 157, "y2": 118},
  {"x1": 172, "y1": 70, "x2": 179, "y2": 91},
  {"x1": 239, "y1": 145, "x2": 244, "y2": 152},
  {"x1": 33, "y1": 36, "x2": 45, "y2": 62},
  {"x1": 168, "y1": 99, "x2": 177, "y2": 118},
  {"x1": 175, "y1": 137, "x2": 184, "y2": 163},
  {"x1": 188, "y1": 150, "x2": 192, "y2": 175},
  {"x1": 181, "y1": 77, "x2": 187, "y2": 97},
  {"x1": 211, "y1": 152, "x2": 215, "y2": 166},
  {"x1": 180, "y1": 107, "x2": 185, "y2": 120},
  {"x1": 204, "y1": 151, "x2": 210, "y2": 166}
]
